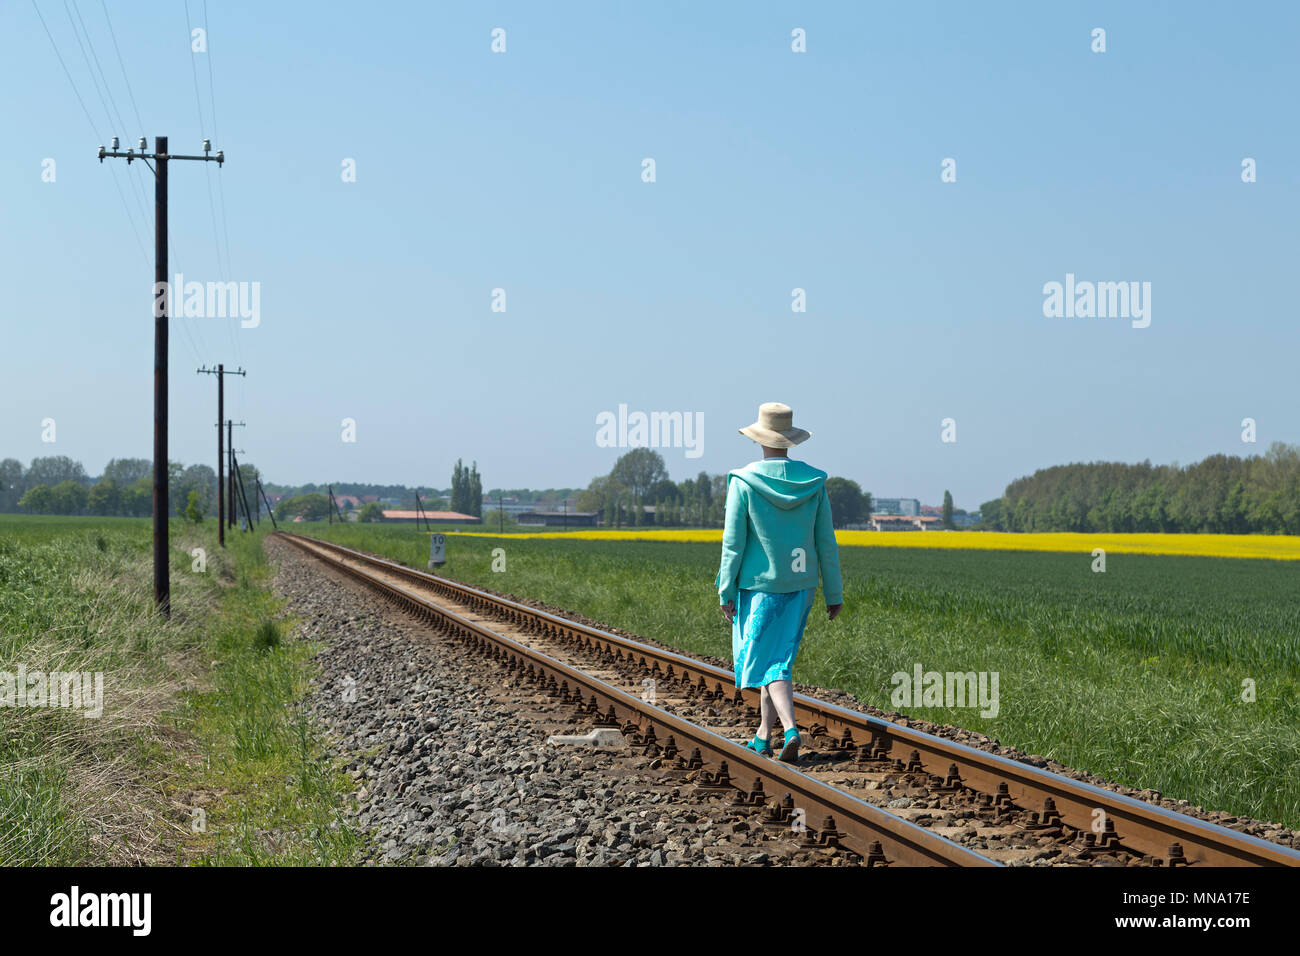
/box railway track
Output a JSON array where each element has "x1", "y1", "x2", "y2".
[{"x1": 277, "y1": 531, "x2": 1300, "y2": 868}]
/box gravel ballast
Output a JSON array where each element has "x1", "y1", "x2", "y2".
[{"x1": 269, "y1": 537, "x2": 852, "y2": 867}]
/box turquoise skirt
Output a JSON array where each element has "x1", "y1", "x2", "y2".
[{"x1": 731, "y1": 587, "x2": 816, "y2": 689}]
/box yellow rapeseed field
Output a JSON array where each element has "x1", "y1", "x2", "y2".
[{"x1": 454, "y1": 528, "x2": 1300, "y2": 560}]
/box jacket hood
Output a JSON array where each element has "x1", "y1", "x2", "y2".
[{"x1": 728, "y1": 459, "x2": 827, "y2": 510}]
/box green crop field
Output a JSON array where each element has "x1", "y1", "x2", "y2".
[{"x1": 292, "y1": 522, "x2": 1300, "y2": 829}]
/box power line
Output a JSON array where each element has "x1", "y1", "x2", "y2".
[
  {"x1": 181, "y1": 1, "x2": 206, "y2": 139},
  {"x1": 31, "y1": 0, "x2": 149, "y2": 264},
  {"x1": 99, "y1": 0, "x2": 144, "y2": 134},
  {"x1": 69, "y1": 0, "x2": 126, "y2": 137},
  {"x1": 185, "y1": 0, "x2": 241, "y2": 389},
  {"x1": 31, "y1": 0, "x2": 98, "y2": 134},
  {"x1": 61, "y1": 0, "x2": 153, "y2": 258},
  {"x1": 79, "y1": 0, "x2": 154, "y2": 246},
  {"x1": 182, "y1": 0, "x2": 217, "y2": 276},
  {"x1": 67, "y1": 0, "x2": 155, "y2": 265},
  {"x1": 168, "y1": 237, "x2": 206, "y2": 366},
  {"x1": 203, "y1": 0, "x2": 235, "y2": 296},
  {"x1": 61, "y1": 0, "x2": 117, "y2": 138}
]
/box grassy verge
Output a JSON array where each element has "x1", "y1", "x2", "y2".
[
  {"x1": 0, "y1": 515, "x2": 360, "y2": 866},
  {"x1": 292, "y1": 521, "x2": 1300, "y2": 829}
]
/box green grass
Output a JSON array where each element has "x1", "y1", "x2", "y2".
[
  {"x1": 0, "y1": 515, "x2": 360, "y2": 866},
  {"x1": 294, "y1": 521, "x2": 1300, "y2": 829}
]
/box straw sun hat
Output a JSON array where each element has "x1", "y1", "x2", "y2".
[{"x1": 738, "y1": 402, "x2": 811, "y2": 448}]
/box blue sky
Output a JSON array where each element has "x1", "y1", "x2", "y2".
[{"x1": 2, "y1": 1, "x2": 1296, "y2": 508}]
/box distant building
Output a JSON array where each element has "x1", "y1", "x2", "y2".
[
  {"x1": 873, "y1": 497, "x2": 921, "y2": 516},
  {"x1": 516, "y1": 510, "x2": 600, "y2": 527},
  {"x1": 381, "y1": 510, "x2": 480, "y2": 525},
  {"x1": 482, "y1": 497, "x2": 537, "y2": 516},
  {"x1": 870, "y1": 514, "x2": 944, "y2": 531}
]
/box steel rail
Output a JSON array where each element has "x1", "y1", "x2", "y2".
[
  {"x1": 278, "y1": 532, "x2": 1300, "y2": 868},
  {"x1": 279, "y1": 532, "x2": 998, "y2": 867}
]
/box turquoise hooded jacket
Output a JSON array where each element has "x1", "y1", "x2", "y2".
[{"x1": 715, "y1": 459, "x2": 843, "y2": 606}]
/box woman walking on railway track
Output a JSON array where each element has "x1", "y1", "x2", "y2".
[{"x1": 716, "y1": 402, "x2": 843, "y2": 763}]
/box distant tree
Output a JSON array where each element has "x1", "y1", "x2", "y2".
[
  {"x1": 87, "y1": 479, "x2": 120, "y2": 515},
  {"x1": 19, "y1": 484, "x2": 53, "y2": 514},
  {"x1": 942, "y1": 490, "x2": 955, "y2": 529},
  {"x1": 184, "y1": 490, "x2": 205, "y2": 524},
  {"x1": 28, "y1": 456, "x2": 88, "y2": 488},
  {"x1": 695, "y1": 472, "x2": 712, "y2": 506},
  {"x1": 297, "y1": 493, "x2": 331, "y2": 521},
  {"x1": 101, "y1": 457, "x2": 151, "y2": 486},
  {"x1": 0, "y1": 458, "x2": 25, "y2": 512},
  {"x1": 174, "y1": 464, "x2": 217, "y2": 518},
  {"x1": 979, "y1": 498, "x2": 1005, "y2": 531},
  {"x1": 122, "y1": 477, "x2": 152, "y2": 516},
  {"x1": 578, "y1": 475, "x2": 625, "y2": 521},
  {"x1": 237, "y1": 463, "x2": 260, "y2": 505},
  {"x1": 611, "y1": 449, "x2": 668, "y2": 505},
  {"x1": 50, "y1": 480, "x2": 88, "y2": 515},
  {"x1": 710, "y1": 474, "x2": 727, "y2": 525},
  {"x1": 450, "y1": 460, "x2": 471, "y2": 515},
  {"x1": 468, "y1": 462, "x2": 482, "y2": 518},
  {"x1": 275, "y1": 493, "x2": 330, "y2": 522},
  {"x1": 648, "y1": 478, "x2": 679, "y2": 503},
  {"x1": 358, "y1": 502, "x2": 384, "y2": 522},
  {"x1": 825, "y1": 477, "x2": 868, "y2": 528}
]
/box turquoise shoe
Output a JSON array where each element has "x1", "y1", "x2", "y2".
[
  {"x1": 778, "y1": 728, "x2": 801, "y2": 763},
  {"x1": 744, "y1": 735, "x2": 773, "y2": 757}
]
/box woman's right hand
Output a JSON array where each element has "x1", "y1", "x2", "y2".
[
  {"x1": 827, "y1": 603, "x2": 843, "y2": 621},
  {"x1": 721, "y1": 602, "x2": 736, "y2": 623}
]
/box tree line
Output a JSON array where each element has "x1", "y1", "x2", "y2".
[
  {"x1": 273, "y1": 459, "x2": 485, "y2": 522},
  {"x1": 0, "y1": 455, "x2": 253, "y2": 519},
  {"x1": 19, "y1": 442, "x2": 1296, "y2": 535},
  {"x1": 979, "y1": 442, "x2": 1300, "y2": 534},
  {"x1": 576, "y1": 448, "x2": 877, "y2": 529}
]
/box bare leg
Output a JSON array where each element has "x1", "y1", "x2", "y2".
[
  {"x1": 757, "y1": 686, "x2": 774, "y2": 740},
  {"x1": 767, "y1": 680, "x2": 798, "y2": 736}
]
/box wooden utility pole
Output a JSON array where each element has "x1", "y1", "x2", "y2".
[
  {"x1": 216, "y1": 379, "x2": 222, "y2": 543},
  {"x1": 414, "y1": 489, "x2": 431, "y2": 532},
  {"x1": 226, "y1": 420, "x2": 246, "y2": 530},
  {"x1": 99, "y1": 136, "x2": 224, "y2": 617},
  {"x1": 327, "y1": 486, "x2": 346, "y2": 524},
  {"x1": 257, "y1": 479, "x2": 278, "y2": 530},
  {"x1": 197, "y1": 365, "x2": 245, "y2": 547},
  {"x1": 232, "y1": 450, "x2": 255, "y2": 531},
  {"x1": 153, "y1": 138, "x2": 168, "y2": 613}
]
